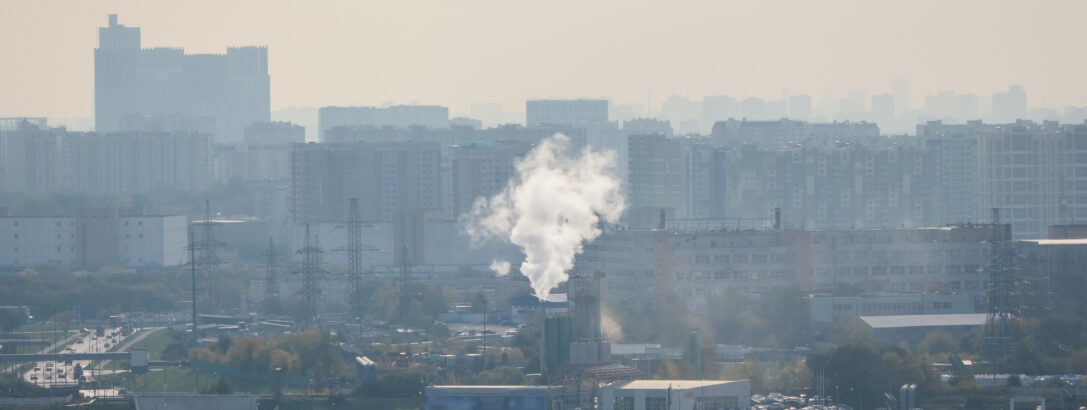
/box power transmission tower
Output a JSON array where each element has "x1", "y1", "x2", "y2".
[
  {"x1": 263, "y1": 237, "x2": 279, "y2": 313},
  {"x1": 193, "y1": 200, "x2": 224, "y2": 309},
  {"x1": 293, "y1": 223, "x2": 326, "y2": 329},
  {"x1": 399, "y1": 246, "x2": 412, "y2": 324},
  {"x1": 983, "y1": 208, "x2": 1015, "y2": 367},
  {"x1": 341, "y1": 198, "x2": 378, "y2": 319},
  {"x1": 186, "y1": 232, "x2": 199, "y2": 346}
]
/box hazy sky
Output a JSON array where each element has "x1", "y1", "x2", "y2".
[{"x1": 2, "y1": 0, "x2": 1086, "y2": 118}]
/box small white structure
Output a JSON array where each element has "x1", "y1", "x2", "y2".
[
  {"x1": 1010, "y1": 395, "x2": 1044, "y2": 410},
  {"x1": 600, "y1": 379, "x2": 750, "y2": 410}
]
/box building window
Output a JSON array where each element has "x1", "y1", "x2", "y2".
[
  {"x1": 695, "y1": 396, "x2": 739, "y2": 410},
  {"x1": 614, "y1": 397, "x2": 635, "y2": 410},
  {"x1": 645, "y1": 397, "x2": 667, "y2": 410}
]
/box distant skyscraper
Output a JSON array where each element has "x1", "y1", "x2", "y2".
[
  {"x1": 788, "y1": 95, "x2": 812, "y2": 120},
  {"x1": 992, "y1": 85, "x2": 1027, "y2": 122},
  {"x1": 702, "y1": 96, "x2": 738, "y2": 123},
  {"x1": 525, "y1": 99, "x2": 608, "y2": 127},
  {"x1": 870, "y1": 94, "x2": 895, "y2": 121},
  {"x1": 94, "y1": 15, "x2": 270, "y2": 143},
  {"x1": 892, "y1": 79, "x2": 911, "y2": 114}
]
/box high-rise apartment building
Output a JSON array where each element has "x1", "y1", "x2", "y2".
[
  {"x1": 628, "y1": 134, "x2": 688, "y2": 218},
  {"x1": 289, "y1": 141, "x2": 442, "y2": 223},
  {"x1": 977, "y1": 121, "x2": 1087, "y2": 238},
  {"x1": 448, "y1": 141, "x2": 532, "y2": 217},
  {"x1": 94, "y1": 14, "x2": 270, "y2": 142},
  {"x1": 0, "y1": 124, "x2": 212, "y2": 194}
]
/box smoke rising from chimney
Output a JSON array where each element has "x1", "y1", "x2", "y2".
[{"x1": 464, "y1": 134, "x2": 625, "y2": 299}]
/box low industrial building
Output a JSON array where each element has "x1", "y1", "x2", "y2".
[
  {"x1": 858, "y1": 313, "x2": 988, "y2": 346},
  {"x1": 600, "y1": 379, "x2": 751, "y2": 410},
  {"x1": 809, "y1": 293, "x2": 979, "y2": 342}
]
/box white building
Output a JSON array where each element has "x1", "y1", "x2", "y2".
[
  {"x1": 0, "y1": 209, "x2": 187, "y2": 269},
  {"x1": 600, "y1": 379, "x2": 750, "y2": 410}
]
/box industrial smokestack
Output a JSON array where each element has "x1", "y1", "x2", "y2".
[{"x1": 774, "y1": 208, "x2": 781, "y2": 230}]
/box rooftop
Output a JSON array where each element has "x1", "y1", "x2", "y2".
[
  {"x1": 860, "y1": 313, "x2": 988, "y2": 329},
  {"x1": 613, "y1": 380, "x2": 746, "y2": 391},
  {"x1": 1018, "y1": 238, "x2": 1087, "y2": 246}
]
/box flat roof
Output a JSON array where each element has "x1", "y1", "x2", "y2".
[
  {"x1": 426, "y1": 385, "x2": 550, "y2": 394},
  {"x1": 860, "y1": 313, "x2": 988, "y2": 329},
  {"x1": 614, "y1": 380, "x2": 745, "y2": 390},
  {"x1": 1018, "y1": 238, "x2": 1087, "y2": 245}
]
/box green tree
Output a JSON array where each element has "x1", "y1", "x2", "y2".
[{"x1": 919, "y1": 330, "x2": 957, "y2": 356}]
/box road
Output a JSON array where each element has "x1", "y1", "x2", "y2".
[{"x1": 19, "y1": 326, "x2": 133, "y2": 397}]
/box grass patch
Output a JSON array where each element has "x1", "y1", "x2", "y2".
[
  {"x1": 266, "y1": 397, "x2": 420, "y2": 410},
  {"x1": 124, "y1": 328, "x2": 174, "y2": 360},
  {"x1": 96, "y1": 366, "x2": 309, "y2": 395}
]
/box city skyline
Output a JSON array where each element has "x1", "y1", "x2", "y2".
[{"x1": 2, "y1": 0, "x2": 1087, "y2": 120}]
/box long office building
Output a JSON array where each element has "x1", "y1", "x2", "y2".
[
  {"x1": 575, "y1": 224, "x2": 996, "y2": 314},
  {"x1": 94, "y1": 14, "x2": 269, "y2": 142}
]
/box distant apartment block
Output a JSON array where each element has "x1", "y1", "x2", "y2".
[
  {"x1": 977, "y1": 121, "x2": 1087, "y2": 238},
  {"x1": 917, "y1": 120, "x2": 992, "y2": 226},
  {"x1": 448, "y1": 141, "x2": 532, "y2": 217},
  {"x1": 710, "y1": 119, "x2": 880, "y2": 148},
  {"x1": 0, "y1": 118, "x2": 47, "y2": 132},
  {"x1": 0, "y1": 124, "x2": 212, "y2": 194},
  {"x1": 0, "y1": 208, "x2": 187, "y2": 268},
  {"x1": 94, "y1": 14, "x2": 269, "y2": 142},
  {"x1": 526, "y1": 99, "x2": 608, "y2": 127},
  {"x1": 317, "y1": 105, "x2": 449, "y2": 140},
  {"x1": 244, "y1": 121, "x2": 304, "y2": 147},
  {"x1": 627, "y1": 134, "x2": 688, "y2": 218},
  {"x1": 289, "y1": 141, "x2": 442, "y2": 223}
]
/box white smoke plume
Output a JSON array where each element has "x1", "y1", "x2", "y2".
[
  {"x1": 489, "y1": 259, "x2": 511, "y2": 276},
  {"x1": 465, "y1": 134, "x2": 625, "y2": 299}
]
